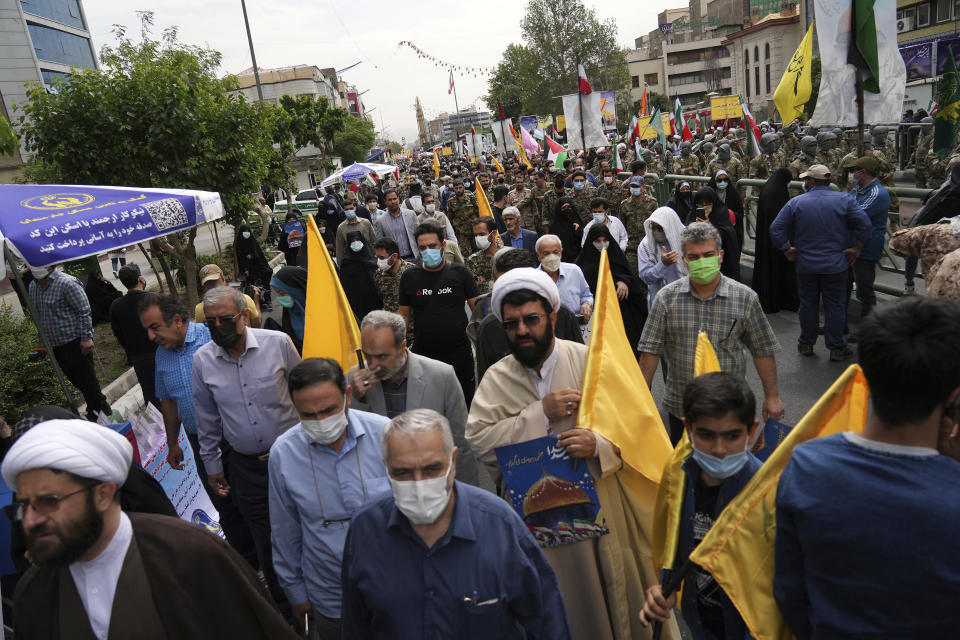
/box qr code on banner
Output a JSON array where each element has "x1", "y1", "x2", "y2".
[{"x1": 145, "y1": 198, "x2": 188, "y2": 231}]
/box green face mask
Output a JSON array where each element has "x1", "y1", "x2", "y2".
[{"x1": 688, "y1": 255, "x2": 720, "y2": 284}]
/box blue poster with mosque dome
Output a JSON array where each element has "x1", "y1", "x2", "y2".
[{"x1": 495, "y1": 434, "x2": 608, "y2": 548}]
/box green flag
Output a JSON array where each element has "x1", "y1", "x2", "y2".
[
  {"x1": 934, "y1": 46, "x2": 960, "y2": 159},
  {"x1": 848, "y1": 0, "x2": 880, "y2": 93},
  {"x1": 650, "y1": 107, "x2": 667, "y2": 148}
]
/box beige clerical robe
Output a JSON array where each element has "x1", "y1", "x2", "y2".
[{"x1": 467, "y1": 339, "x2": 680, "y2": 640}]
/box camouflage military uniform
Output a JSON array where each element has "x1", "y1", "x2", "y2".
[
  {"x1": 542, "y1": 187, "x2": 573, "y2": 229},
  {"x1": 507, "y1": 187, "x2": 538, "y2": 231},
  {"x1": 889, "y1": 223, "x2": 960, "y2": 287},
  {"x1": 446, "y1": 192, "x2": 479, "y2": 251},
  {"x1": 928, "y1": 247, "x2": 960, "y2": 300},
  {"x1": 569, "y1": 185, "x2": 597, "y2": 220},
  {"x1": 914, "y1": 133, "x2": 934, "y2": 188},
  {"x1": 529, "y1": 183, "x2": 549, "y2": 229},
  {"x1": 677, "y1": 154, "x2": 703, "y2": 176},
  {"x1": 946, "y1": 153, "x2": 960, "y2": 175},
  {"x1": 749, "y1": 151, "x2": 786, "y2": 180},
  {"x1": 872, "y1": 151, "x2": 900, "y2": 213},
  {"x1": 596, "y1": 182, "x2": 623, "y2": 216},
  {"x1": 374, "y1": 260, "x2": 415, "y2": 342},
  {"x1": 782, "y1": 134, "x2": 800, "y2": 162},
  {"x1": 928, "y1": 152, "x2": 948, "y2": 188},
  {"x1": 706, "y1": 157, "x2": 744, "y2": 183},
  {"x1": 465, "y1": 249, "x2": 497, "y2": 295},
  {"x1": 619, "y1": 194, "x2": 659, "y2": 272},
  {"x1": 789, "y1": 155, "x2": 815, "y2": 180},
  {"x1": 815, "y1": 150, "x2": 843, "y2": 180}
]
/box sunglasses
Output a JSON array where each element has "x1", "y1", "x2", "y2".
[
  {"x1": 204, "y1": 311, "x2": 241, "y2": 329},
  {"x1": 3, "y1": 486, "x2": 94, "y2": 522},
  {"x1": 502, "y1": 312, "x2": 546, "y2": 333}
]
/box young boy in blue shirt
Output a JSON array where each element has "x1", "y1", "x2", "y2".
[{"x1": 639, "y1": 371, "x2": 762, "y2": 639}]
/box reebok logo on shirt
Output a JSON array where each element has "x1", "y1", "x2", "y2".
[{"x1": 416, "y1": 287, "x2": 453, "y2": 296}]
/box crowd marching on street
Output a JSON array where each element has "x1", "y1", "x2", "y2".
[{"x1": 6, "y1": 22, "x2": 960, "y2": 640}]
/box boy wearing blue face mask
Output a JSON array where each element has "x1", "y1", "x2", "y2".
[{"x1": 640, "y1": 372, "x2": 761, "y2": 640}]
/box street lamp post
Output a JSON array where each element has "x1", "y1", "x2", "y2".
[{"x1": 239, "y1": 0, "x2": 264, "y2": 102}]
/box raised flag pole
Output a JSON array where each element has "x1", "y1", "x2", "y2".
[
  {"x1": 856, "y1": 69, "x2": 866, "y2": 157},
  {"x1": 652, "y1": 557, "x2": 694, "y2": 639}
]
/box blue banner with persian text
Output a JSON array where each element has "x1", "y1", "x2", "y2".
[{"x1": 0, "y1": 184, "x2": 224, "y2": 268}]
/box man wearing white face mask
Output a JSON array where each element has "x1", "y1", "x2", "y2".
[
  {"x1": 416, "y1": 192, "x2": 458, "y2": 246},
  {"x1": 341, "y1": 408, "x2": 573, "y2": 640},
  {"x1": 334, "y1": 201, "x2": 376, "y2": 262},
  {"x1": 580, "y1": 197, "x2": 628, "y2": 252},
  {"x1": 535, "y1": 234, "x2": 593, "y2": 319},
  {"x1": 268, "y1": 357, "x2": 390, "y2": 639},
  {"x1": 465, "y1": 216, "x2": 501, "y2": 294}
]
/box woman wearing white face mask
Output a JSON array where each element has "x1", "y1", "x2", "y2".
[{"x1": 708, "y1": 170, "x2": 745, "y2": 249}]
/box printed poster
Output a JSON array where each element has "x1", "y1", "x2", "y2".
[
  {"x1": 284, "y1": 219, "x2": 304, "y2": 248},
  {"x1": 495, "y1": 434, "x2": 608, "y2": 548},
  {"x1": 710, "y1": 95, "x2": 743, "y2": 120},
  {"x1": 599, "y1": 90, "x2": 617, "y2": 131},
  {"x1": 901, "y1": 43, "x2": 933, "y2": 81},
  {"x1": 753, "y1": 418, "x2": 793, "y2": 462}
]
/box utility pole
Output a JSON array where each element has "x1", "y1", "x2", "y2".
[{"x1": 240, "y1": 0, "x2": 264, "y2": 102}]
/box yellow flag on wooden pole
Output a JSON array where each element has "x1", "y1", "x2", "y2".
[
  {"x1": 689, "y1": 364, "x2": 869, "y2": 640},
  {"x1": 302, "y1": 215, "x2": 362, "y2": 370},
  {"x1": 773, "y1": 22, "x2": 815, "y2": 122}
]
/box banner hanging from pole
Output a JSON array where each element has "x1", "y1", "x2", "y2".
[{"x1": 561, "y1": 93, "x2": 608, "y2": 151}]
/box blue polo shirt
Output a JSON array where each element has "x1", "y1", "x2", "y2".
[{"x1": 154, "y1": 322, "x2": 210, "y2": 434}]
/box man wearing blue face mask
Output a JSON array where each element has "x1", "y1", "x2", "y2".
[
  {"x1": 567, "y1": 169, "x2": 597, "y2": 218},
  {"x1": 268, "y1": 358, "x2": 390, "y2": 639},
  {"x1": 639, "y1": 372, "x2": 762, "y2": 639},
  {"x1": 398, "y1": 223, "x2": 480, "y2": 406},
  {"x1": 334, "y1": 200, "x2": 376, "y2": 261}
]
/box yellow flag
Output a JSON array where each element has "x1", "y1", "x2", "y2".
[
  {"x1": 433, "y1": 148, "x2": 440, "y2": 179},
  {"x1": 302, "y1": 215, "x2": 362, "y2": 370},
  {"x1": 773, "y1": 22, "x2": 815, "y2": 122},
  {"x1": 475, "y1": 177, "x2": 493, "y2": 218},
  {"x1": 689, "y1": 364, "x2": 869, "y2": 640},
  {"x1": 492, "y1": 156, "x2": 505, "y2": 173},
  {"x1": 652, "y1": 332, "x2": 721, "y2": 574},
  {"x1": 578, "y1": 248, "x2": 673, "y2": 484}
]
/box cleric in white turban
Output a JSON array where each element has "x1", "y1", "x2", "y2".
[
  {"x1": 2, "y1": 419, "x2": 132, "y2": 491},
  {"x1": 490, "y1": 266, "x2": 560, "y2": 321}
]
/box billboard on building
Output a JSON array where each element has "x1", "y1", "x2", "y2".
[
  {"x1": 710, "y1": 95, "x2": 743, "y2": 120},
  {"x1": 901, "y1": 43, "x2": 933, "y2": 81},
  {"x1": 936, "y1": 38, "x2": 960, "y2": 75}
]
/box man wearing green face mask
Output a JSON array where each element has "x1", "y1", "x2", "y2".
[{"x1": 638, "y1": 222, "x2": 785, "y2": 444}]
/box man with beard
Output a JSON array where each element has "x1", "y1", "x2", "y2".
[
  {"x1": 347, "y1": 310, "x2": 479, "y2": 485},
  {"x1": 192, "y1": 286, "x2": 302, "y2": 613},
  {"x1": 466, "y1": 268, "x2": 680, "y2": 640},
  {"x1": 4, "y1": 419, "x2": 297, "y2": 639}
]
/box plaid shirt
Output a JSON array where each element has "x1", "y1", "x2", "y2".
[
  {"x1": 155, "y1": 322, "x2": 211, "y2": 435},
  {"x1": 28, "y1": 270, "x2": 93, "y2": 347},
  {"x1": 639, "y1": 276, "x2": 780, "y2": 415}
]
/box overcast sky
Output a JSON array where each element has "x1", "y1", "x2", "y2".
[{"x1": 80, "y1": 1, "x2": 680, "y2": 143}]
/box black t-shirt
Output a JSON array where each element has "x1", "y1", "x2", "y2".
[
  {"x1": 108, "y1": 290, "x2": 158, "y2": 362},
  {"x1": 693, "y1": 475, "x2": 726, "y2": 639},
  {"x1": 398, "y1": 262, "x2": 479, "y2": 353}
]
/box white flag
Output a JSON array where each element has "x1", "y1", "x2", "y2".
[
  {"x1": 562, "y1": 93, "x2": 608, "y2": 151},
  {"x1": 809, "y1": 0, "x2": 905, "y2": 126},
  {"x1": 493, "y1": 119, "x2": 516, "y2": 154}
]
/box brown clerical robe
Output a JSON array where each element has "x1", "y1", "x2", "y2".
[
  {"x1": 13, "y1": 513, "x2": 298, "y2": 640},
  {"x1": 467, "y1": 339, "x2": 680, "y2": 640}
]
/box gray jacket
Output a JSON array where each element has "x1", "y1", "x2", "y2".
[
  {"x1": 348, "y1": 351, "x2": 480, "y2": 486},
  {"x1": 374, "y1": 209, "x2": 420, "y2": 258}
]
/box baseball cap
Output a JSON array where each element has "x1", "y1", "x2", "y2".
[
  {"x1": 199, "y1": 264, "x2": 224, "y2": 285},
  {"x1": 854, "y1": 156, "x2": 880, "y2": 174},
  {"x1": 629, "y1": 176, "x2": 644, "y2": 187},
  {"x1": 799, "y1": 164, "x2": 831, "y2": 179}
]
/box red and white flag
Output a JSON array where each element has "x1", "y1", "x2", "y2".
[
  {"x1": 448, "y1": 69, "x2": 454, "y2": 95},
  {"x1": 577, "y1": 61, "x2": 592, "y2": 94},
  {"x1": 738, "y1": 95, "x2": 762, "y2": 158}
]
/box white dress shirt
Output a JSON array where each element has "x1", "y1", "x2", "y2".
[
  {"x1": 525, "y1": 342, "x2": 560, "y2": 400},
  {"x1": 69, "y1": 511, "x2": 133, "y2": 640},
  {"x1": 581, "y1": 216, "x2": 629, "y2": 252}
]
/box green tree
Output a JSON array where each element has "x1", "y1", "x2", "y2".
[
  {"x1": 0, "y1": 114, "x2": 17, "y2": 156},
  {"x1": 15, "y1": 12, "x2": 273, "y2": 307},
  {"x1": 803, "y1": 56, "x2": 822, "y2": 122},
  {"x1": 331, "y1": 116, "x2": 376, "y2": 166},
  {"x1": 486, "y1": 0, "x2": 629, "y2": 119},
  {"x1": 631, "y1": 91, "x2": 670, "y2": 116}
]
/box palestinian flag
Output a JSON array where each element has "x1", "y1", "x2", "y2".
[{"x1": 545, "y1": 134, "x2": 567, "y2": 168}]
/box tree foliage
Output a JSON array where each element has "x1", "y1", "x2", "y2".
[
  {"x1": 0, "y1": 114, "x2": 17, "y2": 156},
  {"x1": 631, "y1": 91, "x2": 670, "y2": 116},
  {"x1": 331, "y1": 116, "x2": 377, "y2": 166},
  {"x1": 15, "y1": 12, "x2": 273, "y2": 307},
  {"x1": 486, "y1": 0, "x2": 630, "y2": 118},
  {"x1": 803, "y1": 56, "x2": 822, "y2": 122}
]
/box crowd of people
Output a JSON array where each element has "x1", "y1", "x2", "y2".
[{"x1": 5, "y1": 115, "x2": 960, "y2": 640}]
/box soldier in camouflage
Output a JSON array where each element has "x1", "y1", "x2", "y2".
[
  {"x1": 619, "y1": 176, "x2": 660, "y2": 273},
  {"x1": 816, "y1": 131, "x2": 844, "y2": 179},
  {"x1": 750, "y1": 132, "x2": 787, "y2": 180},
  {"x1": 698, "y1": 140, "x2": 716, "y2": 173},
  {"x1": 889, "y1": 220, "x2": 960, "y2": 299},
  {"x1": 789, "y1": 136, "x2": 818, "y2": 180},
  {"x1": 507, "y1": 173, "x2": 538, "y2": 231},
  {"x1": 781, "y1": 120, "x2": 801, "y2": 161},
  {"x1": 732, "y1": 128, "x2": 749, "y2": 162},
  {"x1": 913, "y1": 118, "x2": 935, "y2": 188},
  {"x1": 464, "y1": 216, "x2": 502, "y2": 294},
  {"x1": 707, "y1": 143, "x2": 744, "y2": 183},
  {"x1": 597, "y1": 166, "x2": 624, "y2": 216},
  {"x1": 569, "y1": 169, "x2": 597, "y2": 217},
  {"x1": 373, "y1": 236, "x2": 416, "y2": 343},
  {"x1": 542, "y1": 174, "x2": 573, "y2": 233},
  {"x1": 445, "y1": 179, "x2": 479, "y2": 254},
  {"x1": 677, "y1": 141, "x2": 702, "y2": 176},
  {"x1": 477, "y1": 171, "x2": 494, "y2": 204},
  {"x1": 661, "y1": 150, "x2": 676, "y2": 176},
  {"x1": 529, "y1": 172, "x2": 550, "y2": 231}
]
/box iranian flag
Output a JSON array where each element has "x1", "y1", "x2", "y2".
[
  {"x1": 448, "y1": 69, "x2": 455, "y2": 95},
  {"x1": 545, "y1": 134, "x2": 567, "y2": 168},
  {"x1": 675, "y1": 98, "x2": 693, "y2": 141},
  {"x1": 738, "y1": 95, "x2": 762, "y2": 157},
  {"x1": 577, "y1": 60, "x2": 592, "y2": 94},
  {"x1": 627, "y1": 114, "x2": 638, "y2": 145}
]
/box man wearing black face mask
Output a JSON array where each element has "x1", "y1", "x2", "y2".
[{"x1": 192, "y1": 285, "x2": 302, "y2": 614}]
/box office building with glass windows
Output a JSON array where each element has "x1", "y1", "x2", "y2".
[{"x1": 0, "y1": 0, "x2": 98, "y2": 181}]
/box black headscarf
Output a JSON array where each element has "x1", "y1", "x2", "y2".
[
  {"x1": 665, "y1": 181, "x2": 694, "y2": 222},
  {"x1": 338, "y1": 230, "x2": 381, "y2": 323},
  {"x1": 690, "y1": 187, "x2": 741, "y2": 282},
  {"x1": 551, "y1": 196, "x2": 584, "y2": 262},
  {"x1": 752, "y1": 168, "x2": 798, "y2": 312},
  {"x1": 708, "y1": 171, "x2": 745, "y2": 248},
  {"x1": 235, "y1": 224, "x2": 272, "y2": 285},
  {"x1": 575, "y1": 224, "x2": 648, "y2": 356}
]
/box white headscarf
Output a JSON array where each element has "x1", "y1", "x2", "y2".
[
  {"x1": 2, "y1": 419, "x2": 133, "y2": 491},
  {"x1": 490, "y1": 267, "x2": 560, "y2": 321},
  {"x1": 640, "y1": 207, "x2": 688, "y2": 275}
]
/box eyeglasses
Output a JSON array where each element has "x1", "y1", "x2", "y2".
[
  {"x1": 502, "y1": 313, "x2": 546, "y2": 333},
  {"x1": 3, "y1": 486, "x2": 94, "y2": 522},
  {"x1": 204, "y1": 311, "x2": 241, "y2": 328}
]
